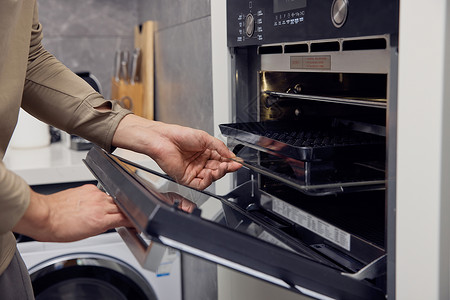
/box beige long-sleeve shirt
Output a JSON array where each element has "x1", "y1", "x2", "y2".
[{"x1": 0, "y1": 0, "x2": 131, "y2": 274}]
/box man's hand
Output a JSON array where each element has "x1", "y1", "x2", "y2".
[
  {"x1": 13, "y1": 185, "x2": 131, "y2": 242},
  {"x1": 112, "y1": 114, "x2": 242, "y2": 190}
]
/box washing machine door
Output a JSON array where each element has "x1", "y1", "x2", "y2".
[{"x1": 29, "y1": 253, "x2": 157, "y2": 300}]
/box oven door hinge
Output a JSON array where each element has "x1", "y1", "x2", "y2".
[{"x1": 341, "y1": 254, "x2": 386, "y2": 281}]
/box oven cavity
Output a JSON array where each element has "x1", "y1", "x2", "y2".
[{"x1": 221, "y1": 33, "x2": 393, "y2": 295}]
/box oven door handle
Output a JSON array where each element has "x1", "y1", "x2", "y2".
[
  {"x1": 83, "y1": 157, "x2": 177, "y2": 274},
  {"x1": 116, "y1": 226, "x2": 170, "y2": 273}
]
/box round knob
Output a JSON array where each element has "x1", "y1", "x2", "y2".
[
  {"x1": 245, "y1": 13, "x2": 255, "y2": 37},
  {"x1": 331, "y1": 0, "x2": 348, "y2": 28}
]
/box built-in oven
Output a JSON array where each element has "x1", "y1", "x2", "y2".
[{"x1": 83, "y1": 1, "x2": 399, "y2": 299}]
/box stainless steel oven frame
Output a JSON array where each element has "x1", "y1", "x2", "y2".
[{"x1": 223, "y1": 0, "x2": 399, "y2": 298}]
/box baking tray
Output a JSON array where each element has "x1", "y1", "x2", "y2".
[{"x1": 219, "y1": 120, "x2": 385, "y2": 161}]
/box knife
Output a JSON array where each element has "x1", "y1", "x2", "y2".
[
  {"x1": 130, "y1": 48, "x2": 140, "y2": 84},
  {"x1": 114, "y1": 50, "x2": 121, "y2": 82},
  {"x1": 119, "y1": 51, "x2": 130, "y2": 82},
  {"x1": 120, "y1": 61, "x2": 129, "y2": 82}
]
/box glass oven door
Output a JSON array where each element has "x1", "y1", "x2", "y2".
[{"x1": 83, "y1": 146, "x2": 385, "y2": 300}]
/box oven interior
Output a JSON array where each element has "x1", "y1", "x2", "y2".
[{"x1": 220, "y1": 43, "x2": 390, "y2": 292}]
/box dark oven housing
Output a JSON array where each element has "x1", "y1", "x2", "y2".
[{"x1": 222, "y1": 0, "x2": 399, "y2": 297}]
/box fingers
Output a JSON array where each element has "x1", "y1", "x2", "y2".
[
  {"x1": 208, "y1": 149, "x2": 242, "y2": 172},
  {"x1": 207, "y1": 136, "x2": 237, "y2": 159},
  {"x1": 190, "y1": 162, "x2": 228, "y2": 190},
  {"x1": 204, "y1": 159, "x2": 242, "y2": 175},
  {"x1": 97, "y1": 194, "x2": 133, "y2": 230},
  {"x1": 221, "y1": 160, "x2": 242, "y2": 172},
  {"x1": 186, "y1": 167, "x2": 212, "y2": 190},
  {"x1": 189, "y1": 176, "x2": 213, "y2": 191},
  {"x1": 104, "y1": 212, "x2": 133, "y2": 229},
  {"x1": 74, "y1": 185, "x2": 133, "y2": 230},
  {"x1": 105, "y1": 200, "x2": 122, "y2": 214},
  {"x1": 183, "y1": 154, "x2": 242, "y2": 190},
  {"x1": 180, "y1": 200, "x2": 197, "y2": 213}
]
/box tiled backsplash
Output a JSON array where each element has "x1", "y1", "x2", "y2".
[
  {"x1": 37, "y1": 0, "x2": 138, "y2": 99},
  {"x1": 138, "y1": 0, "x2": 214, "y2": 135},
  {"x1": 37, "y1": 0, "x2": 214, "y2": 136}
]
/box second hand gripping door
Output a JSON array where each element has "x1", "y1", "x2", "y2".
[{"x1": 84, "y1": 146, "x2": 386, "y2": 300}]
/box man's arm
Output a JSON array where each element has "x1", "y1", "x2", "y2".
[{"x1": 21, "y1": 3, "x2": 131, "y2": 152}]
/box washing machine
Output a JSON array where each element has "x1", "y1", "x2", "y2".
[{"x1": 17, "y1": 231, "x2": 182, "y2": 300}]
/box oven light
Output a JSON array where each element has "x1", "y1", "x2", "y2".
[{"x1": 261, "y1": 72, "x2": 268, "y2": 91}]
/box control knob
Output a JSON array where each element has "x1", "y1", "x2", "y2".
[
  {"x1": 245, "y1": 13, "x2": 255, "y2": 37},
  {"x1": 331, "y1": 0, "x2": 348, "y2": 28}
]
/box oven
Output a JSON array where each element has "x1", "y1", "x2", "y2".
[{"x1": 83, "y1": 0, "x2": 399, "y2": 299}]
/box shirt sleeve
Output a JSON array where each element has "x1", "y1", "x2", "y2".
[
  {"x1": 21, "y1": 3, "x2": 132, "y2": 152},
  {"x1": 0, "y1": 161, "x2": 30, "y2": 235}
]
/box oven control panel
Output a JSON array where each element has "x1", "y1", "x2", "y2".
[{"x1": 227, "y1": 0, "x2": 398, "y2": 47}]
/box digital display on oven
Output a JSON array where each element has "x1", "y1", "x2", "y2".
[{"x1": 273, "y1": 0, "x2": 307, "y2": 13}]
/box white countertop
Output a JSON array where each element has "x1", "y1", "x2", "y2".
[{"x1": 3, "y1": 142, "x2": 159, "y2": 186}]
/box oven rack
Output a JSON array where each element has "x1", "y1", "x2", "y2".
[
  {"x1": 220, "y1": 120, "x2": 386, "y2": 195},
  {"x1": 232, "y1": 148, "x2": 386, "y2": 196}
]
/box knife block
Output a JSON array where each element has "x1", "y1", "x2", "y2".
[
  {"x1": 134, "y1": 21, "x2": 155, "y2": 120},
  {"x1": 111, "y1": 79, "x2": 144, "y2": 116},
  {"x1": 110, "y1": 21, "x2": 155, "y2": 119}
]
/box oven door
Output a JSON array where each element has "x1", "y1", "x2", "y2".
[{"x1": 83, "y1": 146, "x2": 385, "y2": 300}]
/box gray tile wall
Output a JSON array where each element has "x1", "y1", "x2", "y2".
[
  {"x1": 37, "y1": 0, "x2": 138, "y2": 99},
  {"x1": 138, "y1": 0, "x2": 214, "y2": 135},
  {"x1": 37, "y1": 0, "x2": 214, "y2": 134},
  {"x1": 138, "y1": 1, "x2": 218, "y2": 300}
]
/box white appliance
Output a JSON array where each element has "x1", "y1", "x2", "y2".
[
  {"x1": 9, "y1": 108, "x2": 50, "y2": 149},
  {"x1": 17, "y1": 232, "x2": 182, "y2": 300}
]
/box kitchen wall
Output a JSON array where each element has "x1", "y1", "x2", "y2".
[
  {"x1": 37, "y1": 0, "x2": 138, "y2": 99},
  {"x1": 38, "y1": 0, "x2": 214, "y2": 135},
  {"x1": 37, "y1": 0, "x2": 213, "y2": 134},
  {"x1": 137, "y1": 1, "x2": 217, "y2": 300},
  {"x1": 138, "y1": 0, "x2": 214, "y2": 134}
]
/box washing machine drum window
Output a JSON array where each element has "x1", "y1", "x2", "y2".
[
  {"x1": 30, "y1": 256, "x2": 157, "y2": 300},
  {"x1": 37, "y1": 278, "x2": 127, "y2": 300}
]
